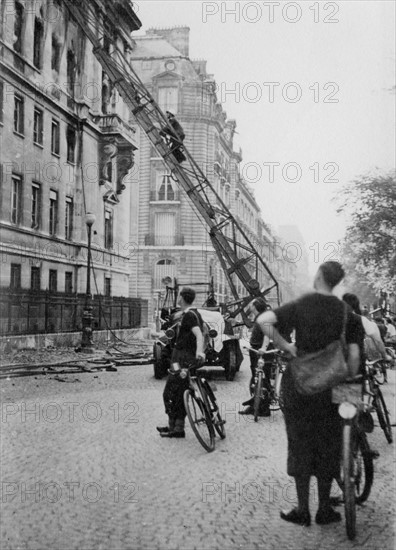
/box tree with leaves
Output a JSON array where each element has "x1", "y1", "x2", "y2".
[{"x1": 337, "y1": 172, "x2": 396, "y2": 295}]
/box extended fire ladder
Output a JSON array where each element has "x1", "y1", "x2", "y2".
[{"x1": 62, "y1": 0, "x2": 280, "y2": 323}]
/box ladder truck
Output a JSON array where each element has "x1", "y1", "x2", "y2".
[{"x1": 61, "y1": 0, "x2": 280, "y2": 329}]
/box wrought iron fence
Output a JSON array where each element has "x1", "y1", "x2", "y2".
[{"x1": 0, "y1": 288, "x2": 148, "y2": 336}]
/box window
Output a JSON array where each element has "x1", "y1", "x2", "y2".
[
  {"x1": 14, "y1": 94, "x2": 24, "y2": 134},
  {"x1": 49, "y1": 270, "x2": 57, "y2": 292},
  {"x1": 65, "y1": 272, "x2": 73, "y2": 294},
  {"x1": 31, "y1": 267, "x2": 41, "y2": 290},
  {"x1": 66, "y1": 126, "x2": 76, "y2": 163},
  {"x1": 65, "y1": 197, "x2": 73, "y2": 240},
  {"x1": 225, "y1": 185, "x2": 230, "y2": 207},
  {"x1": 31, "y1": 183, "x2": 41, "y2": 228},
  {"x1": 51, "y1": 119, "x2": 60, "y2": 155},
  {"x1": 105, "y1": 161, "x2": 113, "y2": 182},
  {"x1": 154, "y1": 213, "x2": 176, "y2": 246},
  {"x1": 104, "y1": 209, "x2": 113, "y2": 249},
  {"x1": 158, "y1": 87, "x2": 178, "y2": 114},
  {"x1": 104, "y1": 277, "x2": 111, "y2": 297},
  {"x1": 11, "y1": 175, "x2": 22, "y2": 224},
  {"x1": 154, "y1": 259, "x2": 175, "y2": 289},
  {"x1": 33, "y1": 107, "x2": 43, "y2": 145},
  {"x1": 51, "y1": 34, "x2": 61, "y2": 73},
  {"x1": 10, "y1": 264, "x2": 21, "y2": 289},
  {"x1": 0, "y1": 81, "x2": 3, "y2": 124},
  {"x1": 33, "y1": 17, "x2": 44, "y2": 68},
  {"x1": 101, "y1": 81, "x2": 110, "y2": 114},
  {"x1": 13, "y1": 2, "x2": 24, "y2": 54},
  {"x1": 156, "y1": 173, "x2": 175, "y2": 201},
  {"x1": 66, "y1": 50, "x2": 76, "y2": 98},
  {"x1": 49, "y1": 190, "x2": 58, "y2": 235}
]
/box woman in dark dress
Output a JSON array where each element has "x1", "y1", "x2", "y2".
[{"x1": 256, "y1": 261, "x2": 364, "y2": 527}]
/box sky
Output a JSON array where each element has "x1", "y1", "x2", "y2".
[{"x1": 132, "y1": 0, "x2": 395, "y2": 272}]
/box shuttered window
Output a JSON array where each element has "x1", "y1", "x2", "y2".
[
  {"x1": 158, "y1": 87, "x2": 178, "y2": 114},
  {"x1": 154, "y1": 213, "x2": 175, "y2": 246}
]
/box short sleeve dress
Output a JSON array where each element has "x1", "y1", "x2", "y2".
[{"x1": 274, "y1": 292, "x2": 364, "y2": 480}]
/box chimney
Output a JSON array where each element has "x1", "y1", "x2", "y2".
[
  {"x1": 146, "y1": 26, "x2": 190, "y2": 57},
  {"x1": 192, "y1": 59, "x2": 207, "y2": 76}
]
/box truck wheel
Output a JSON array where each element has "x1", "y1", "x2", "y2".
[
  {"x1": 153, "y1": 343, "x2": 165, "y2": 379},
  {"x1": 225, "y1": 342, "x2": 237, "y2": 381}
]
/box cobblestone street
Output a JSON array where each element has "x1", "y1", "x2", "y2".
[{"x1": 1, "y1": 354, "x2": 395, "y2": 550}]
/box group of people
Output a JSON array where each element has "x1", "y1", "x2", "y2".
[{"x1": 156, "y1": 261, "x2": 392, "y2": 527}]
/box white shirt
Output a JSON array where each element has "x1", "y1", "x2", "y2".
[
  {"x1": 386, "y1": 323, "x2": 396, "y2": 337},
  {"x1": 361, "y1": 316, "x2": 382, "y2": 340}
]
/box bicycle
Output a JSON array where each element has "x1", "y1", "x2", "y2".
[
  {"x1": 245, "y1": 347, "x2": 283, "y2": 421},
  {"x1": 268, "y1": 350, "x2": 286, "y2": 411},
  {"x1": 364, "y1": 359, "x2": 393, "y2": 443},
  {"x1": 183, "y1": 363, "x2": 226, "y2": 452},
  {"x1": 332, "y1": 378, "x2": 376, "y2": 540}
]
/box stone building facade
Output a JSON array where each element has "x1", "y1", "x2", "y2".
[
  {"x1": 0, "y1": 0, "x2": 144, "y2": 334},
  {"x1": 129, "y1": 27, "x2": 296, "y2": 322}
]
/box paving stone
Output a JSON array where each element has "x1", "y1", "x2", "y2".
[{"x1": 0, "y1": 353, "x2": 395, "y2": 550}]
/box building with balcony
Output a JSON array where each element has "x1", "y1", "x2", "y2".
[
  {"x1": 0, "y1": 0, "x2": 146, "y2": 335},
  {"x1": 129, "y1": 26, "x2": 295, "y2": 321}
]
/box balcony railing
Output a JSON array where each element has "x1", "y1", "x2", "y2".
[
  {"x1": 145, "y1": 234, "x2": 184, "y2": 246},
  {"x1": 149, "y1": 191, "x2": 181, "y2": 202},
  {"x1": 92, "y1": 113, "x2": 137, "y2": 143}
]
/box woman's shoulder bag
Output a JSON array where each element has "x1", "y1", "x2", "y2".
[{"x1": 290, "y1": 302, "x2": 350, "y2": 396}]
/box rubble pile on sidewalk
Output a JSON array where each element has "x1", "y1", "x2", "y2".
[{"x1": 0, "y1": 339, "x2": 154, "y2": 379}]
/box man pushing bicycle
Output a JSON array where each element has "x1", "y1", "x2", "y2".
[{"x1": 157, "y1": 287, "x2": 205, "y2": 438}]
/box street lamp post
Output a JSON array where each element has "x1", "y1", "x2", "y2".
[{"x1": 81, "y1": 212, "x2": 96, "y2": 352}]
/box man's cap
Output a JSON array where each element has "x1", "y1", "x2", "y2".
[{"x1": 166, "y1": 111, "x2": 175, "y2": 118}]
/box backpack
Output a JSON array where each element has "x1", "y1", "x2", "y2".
[{"x1": 189, "y1": 308, "x2": 210, "y2": 340}]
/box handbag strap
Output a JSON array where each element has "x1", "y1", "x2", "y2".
[{"x1": 340, "y1": 302, "x2": 348, "y2": 358}]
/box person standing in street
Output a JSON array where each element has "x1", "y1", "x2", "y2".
[
  {"x1": 385, "y1": 317, "x2": 396, "y2": 342},
  {"x1": 343, "y1": 293, "x2": 390, "y2": 381},
  {"x1": 256, "y1": 261, "x2": 364, "y2": 527},
  {"x1": 239, "y1": 297, "x2": 272, "y2": 417},
  {"x1": 375, "y1": 317, "x2": 388, "y2": 343},
  {"x1": 157, "y1": 287, "x2": 205, "y2": 438}
]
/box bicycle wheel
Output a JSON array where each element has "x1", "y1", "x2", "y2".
[
  {"x1": 202, "y1": 380, "x2": 226, "y2": 439},
  {"x1": 374, "y1": 388, "x2": 393, "y2": 443},
  {"x1": 225, "y1": 342, "x2": 237, "y2": 381},
  {"x1": 253, "y1": 371, "x2": 263, "y2": 422},
  {"x1": 335, "y1": 429, "x2": 373, "y2": 506},
  {"x1": 342, "y1": 423, "x2": 356, "y2": 540},
  {"x1": 354, "y1": 432, "x2": 374, "y2": 504},
  {"x1": 184, "y1": 389, "x2": 215, "y2": 452}
]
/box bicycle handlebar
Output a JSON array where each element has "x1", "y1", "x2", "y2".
[
  {"x1": 366, "y1": 358, "x2": 390, "y2": 367},
  {"x1": 243, "y1": 346, "x2": 281, "y2": 357}
]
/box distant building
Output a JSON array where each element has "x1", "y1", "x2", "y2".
[
  {"x1": 277, "y1": 225, "x2": 310, "y2": 296},
  {"x1": 0, "y1": 0, "x2": 146, "y2": 334},
  {"x1": 130, "y1": 27, "x2": 294, "y2": 321}
]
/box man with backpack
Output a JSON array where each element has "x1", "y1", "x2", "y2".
[{"x1": 157, "y1": 287, "x2": 205, "y2": 438}]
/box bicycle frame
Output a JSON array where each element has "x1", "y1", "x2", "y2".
[
  {"x1": 244, "y1": 346, "x2": 284, "y2": 420},
  {"x1": 245, "y1": 346, "x2": 285, "y2": 418}
]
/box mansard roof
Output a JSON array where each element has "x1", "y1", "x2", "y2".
[{"x1": 132, "y1": 36, "x2": 184, "y2": 59}]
